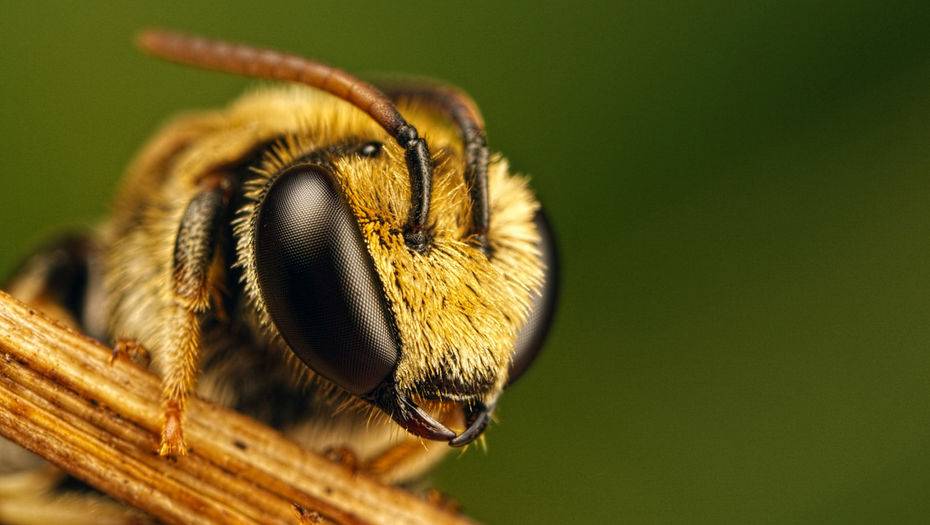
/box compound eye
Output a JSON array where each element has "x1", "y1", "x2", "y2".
[
  {"x1": 254, "y1": 164, "x2": 399, "y2": 395},
  {"x1": 507, "y1": 209, "x2": 560, "y2": 386}
]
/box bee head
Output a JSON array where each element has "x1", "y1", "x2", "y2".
[
  {"x1": 139, "y1": 30, "x2": 558, "y2": 446},
  {"x1": 240, "y1": 127, "x2": 557, "y2": 446}
]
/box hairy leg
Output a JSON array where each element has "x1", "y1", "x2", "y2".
[{"x1": 158, "y1": 176, "x2": 231, "y2": 456}]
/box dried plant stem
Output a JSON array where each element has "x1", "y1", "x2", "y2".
[{"x1": 0, "y1": 291, "x2": 474, "y2": 525}]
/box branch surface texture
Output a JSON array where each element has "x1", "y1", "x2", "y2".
[{"x1": 0, "y1": 291, "x2": 475, "y2": 525}]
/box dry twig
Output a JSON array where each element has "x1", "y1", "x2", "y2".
[{"x1": 0, "y1": 290, "x2": 475, "y2": 525}]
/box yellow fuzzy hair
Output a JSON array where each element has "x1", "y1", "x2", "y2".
[{"x1": 229, "y1": 86, "x2": 545, "y2": 403}]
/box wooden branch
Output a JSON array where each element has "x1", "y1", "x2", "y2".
[{"x1": 0, "y1": 290, "x2": 475, "y2": 525}]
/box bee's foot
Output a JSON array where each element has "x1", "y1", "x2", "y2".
[
  {"x1": 292, "y1": 503, "x2": 323, "y2": 524},
  {"x1": 111, "y1": 338, "x2": 151, "y2": 367},
  {"x1": 424, "y1": 488, "x2": 462, "y2": 513},
  {"x1": 158, "y1": 403, "x2": 188, "y2": 456},
  {"x1": 323, "y1": 446, "x2": 360, "y2": 471}
]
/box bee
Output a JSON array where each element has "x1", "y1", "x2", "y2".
[{"x1": 0, "y1": 30, "x2": 557, "y2": 520}]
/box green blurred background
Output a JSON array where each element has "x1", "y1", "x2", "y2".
[{"x1": 4, "y1": 1, "x2": 930, "y2": 523}]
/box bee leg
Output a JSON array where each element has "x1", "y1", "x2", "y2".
[
  {"x1": 361, "y1": 438, "x2": 458, "y2": 484},
  {"x1": 323, "y1": 446, "x2": 361, "y2": 472},
  {"x1": 362, "y1": 408, "x2": 464, "y2": 483},
  {"x1": 109, "y1": 338, "x2": 151, "y2": 367},
  {"x1": 423, "y1": 488, "x2": 462, "y2": 514},
  {"x1": 159, "y1": 177, "x2": 231, "y2": 456},
  {"x1": 292, "y1": 504, "x2": 323, "y2": 524},
  {"x1": 363, "y1": 440, "x2": 431, "y2": 477}
]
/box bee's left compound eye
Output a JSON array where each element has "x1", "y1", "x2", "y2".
[{"x1": 253, "y1": 164, "x2": 400, "y2": 395}]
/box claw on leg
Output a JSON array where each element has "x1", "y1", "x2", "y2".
[
  {"x1": 110, "y1": 338, "x2": 151, "y2": 367},
  {"x1": 293, "y1": 503, "x2": 323, "y2": 524},
  {"x1": 158, "y1": 400, "x2": 187, "y2": 456},
  {"x1": 424, "y1": 488, "x2": 462, "y2": 513},
  {"x1": 323, "y1": 446, "x2": 361, "y2": 472}
]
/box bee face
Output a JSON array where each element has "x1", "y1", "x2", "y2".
[{"x1": 229, "y1": 96, "x2": 557, "y2": 445}]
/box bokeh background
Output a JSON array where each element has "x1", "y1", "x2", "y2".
[{"x1": 4, "y1": 1, "x2": 930, "y2": 523}]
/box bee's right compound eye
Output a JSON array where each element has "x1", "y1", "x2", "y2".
[
  {"x1": 253, "y1": 164, "x2": 400, "y2": 396},
  {"x1": 507, "y1": 209, "x2": 560, "y2": 386}
]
